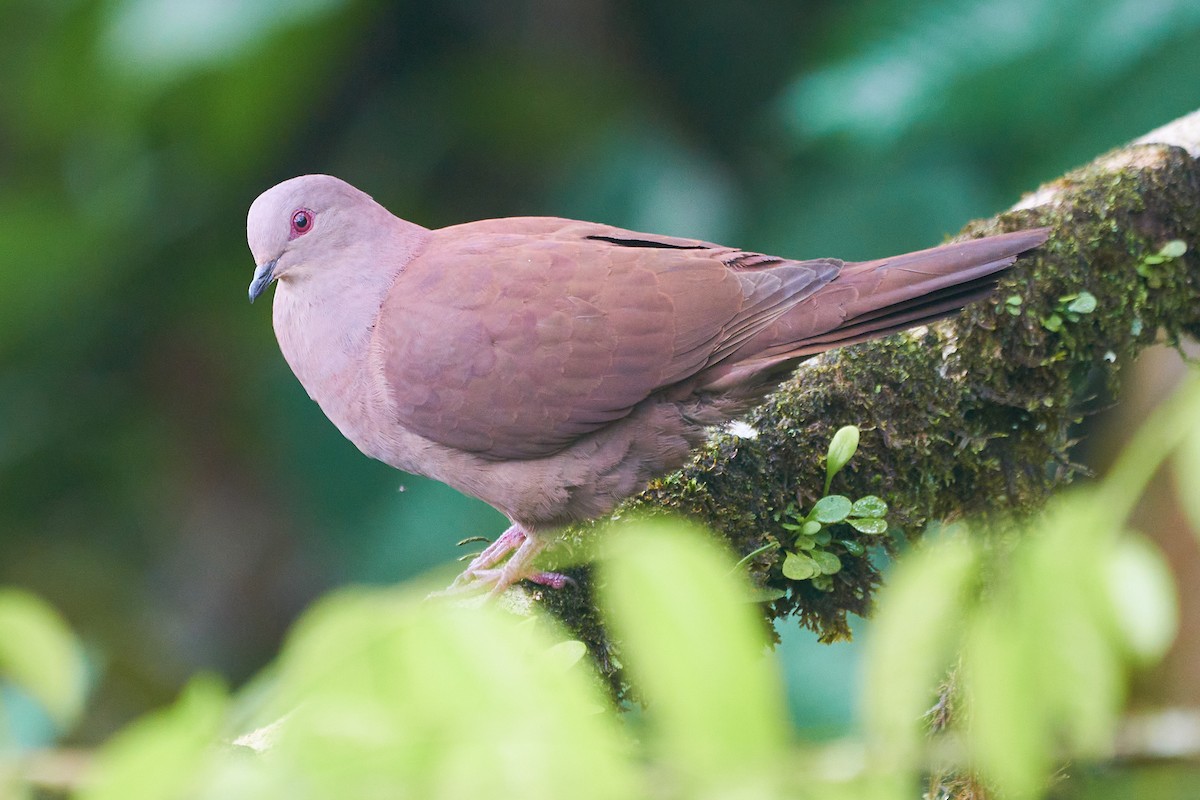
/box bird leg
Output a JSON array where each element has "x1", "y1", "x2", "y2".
[
  {"x1": 457, "y1": 523, "x2": 527, "y2": 576},
  {"x1": 444, "y1": 523, "x2": 570, "y2": 596}
]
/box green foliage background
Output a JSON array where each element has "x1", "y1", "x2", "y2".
[{"x1": 2, "y1": 0, "x2": 1200, "y2": 765}]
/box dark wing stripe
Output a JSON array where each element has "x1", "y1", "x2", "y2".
[{"x1": 585, "y1": 235, "x2": 709, "y2": 250}]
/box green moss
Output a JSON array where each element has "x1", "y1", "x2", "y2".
[{"x1": 542, "y1": 142, "x2": 1200, "y2": 696}]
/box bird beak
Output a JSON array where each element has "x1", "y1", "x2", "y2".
[{"x1": 248, "y1": 259, "x2": 279, "y2": 303}]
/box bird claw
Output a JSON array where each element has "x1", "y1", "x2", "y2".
[
  {"x1": 528, "y1": 571, "x2": 575, "y2": 590},
  {"x1": 431, "y1": 523, "x2": 564, "y2": 599}
]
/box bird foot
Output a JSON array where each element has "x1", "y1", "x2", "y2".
[
  {"x1": 529, "y1": 571, "x2": 574, "y2": 590},
  {"x1": 463, "y1": 568, "x2": 575, "y2": 591},
  {"x1": 434, "y1": 523, "x2": 566, "y2": 598}
]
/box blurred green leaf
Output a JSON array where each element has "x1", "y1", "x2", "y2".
[
  {"x1": 80, "y1": 677, "x2": 228, "y2": 800},
  {"x1": 1, "y1": 775, "x2": 30, "y2": 800},
  {"x1": 964, "y1": 494, "x2": 1129, "y2": 797},
  {"x1": 1102, "y1": 374, "x2": 1200, "y2": 522},
  {"x1": 544, "y1": 639, "x2": 589, "y2": 673},
  {"x1": 963, "y1": 604, "x2": 1054, "y2": 799},
  {"x1": 598, "y1": 518, "x2": 789, "y2": 795},
  {"x1": 265, "y1": 588, "x2": 633, "y2": 800},
  {"x1": 0, "y1": 589, "x2": 87, "y2": 730},
  {"x1": 1105, "y1": 535, "x2": 1178, "y2": 664},
  {"x1": 1176, "y1": 414, "x2": 1200, "y2": 539},
  {"x1": 865, "y1": 532, "x2": 978, "y2": 768}
]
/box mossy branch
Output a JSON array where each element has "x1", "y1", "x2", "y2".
[{"x1": 541, "y1": 109, "x2": 1200, "y2": 697}]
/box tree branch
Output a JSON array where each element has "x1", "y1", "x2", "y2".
[{"x1": 539, "y1": 108, "x2": 1200, "y2": 698}]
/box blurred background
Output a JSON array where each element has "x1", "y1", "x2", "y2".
[{"x1": 2, "y1": 0, "x2": 1200, "y2": 746}]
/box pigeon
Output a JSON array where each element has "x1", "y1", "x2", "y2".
[{"x1": 247, "y1": 174, "x2": 1048, "y2": 595}]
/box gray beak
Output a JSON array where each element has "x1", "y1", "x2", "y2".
[{"x1": 248, "y1": 259, "x2": 279, "y2": 303}]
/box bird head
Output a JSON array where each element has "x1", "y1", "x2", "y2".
[{"x1": 245, "y1": 174, "x2": 382, "y2": 303}]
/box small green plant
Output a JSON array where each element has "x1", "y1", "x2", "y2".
[
  {"x1": 778, "y1": 425, "x2": 889, "y2": 590},
  {"x1": 1134, "y1": 239, "x2": 1188, "y2": 289},
  {"x1": 1041, "y1": 290, "x2": 1097, "y2": 332}
]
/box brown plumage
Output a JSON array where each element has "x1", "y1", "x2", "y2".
[{"x1": 247, "y1": 174, "x2": 1048, "y2": 594}]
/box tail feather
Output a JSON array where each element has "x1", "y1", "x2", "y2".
[
  {"x1": 831, "y1": 269, "x2": 1005, "y2": 330},
  {"x1": 699, "y1": 227, "x2": 1050, "y2": 392},
  {"x1": 834, "y1": 228, "x2": 1049, "y2": 324},
  {"x1": 786, "y1": 282, "x2": 998, "y2": 356}
]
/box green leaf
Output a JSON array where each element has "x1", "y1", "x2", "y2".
[
  {"x1": 782, "y1": 551, "x2": 819, "y2": 580},
  {"x1": 824, "y1": 425, "x2": 860, "y2": 493},
  {"x1": 1158, "y1": 239, "x2": 1187, "y2": 258},
  {"x1": 801, "y1": 520, "x2": 822, "y2": 536},
  {"x1": 864, "y1": 534, "x2": 979, "y2": 769},
  {"x1": 965, "y1": 493, "x2": 1126, "y2": 796},
  {"x1": 848, "y1": 517, "x2": 888, "y2": 535},
  {"x1": 811, "y1": 495, "x2": 852, "y2": 524},
  {"x1": 850, "y1": 495, "x2": 888, "y2": 518},
  {"x1": 810, "y1": 575, "x2": 833, "y2": 592},
  {"x1": 80, "y1": 677, "x2": 228, "y2": 800},
  {"x1": 599, "y1": 518, "x2": 788, "y2": 793},
  {"x1": 810, "y1": 550, "x2": 842, "y2": 575},
  {"x1": 963, "y1": 605, "x2": 1054, "y2": 799},
  {"x1": 730, "y1": 542, "x2": 780, "y2": 573},
  {"x1": 239, "y1": 583, "x2": 620, "y2": 790},
  {"x1": 544, "y1": 640, "x2": 589, "y2": 673},
  {"x1": 840, "y1": 539, "x2": 866, "y2": 557},
  {"x1": 1042, "y1": 313, "x2": 1063, "y2": 332},
  {"x1": 1066, "y1": 290, "x2": 1097, "y2": 314},
  {"x1": 1177, "y1": 418, "x2": 1200, "y2": 539},
  {"x1": 1105, "y1": 536, "x2": 1178, "y2": 664},
  {"x1": 0, "y1": 589, "x2": 87, "y2": 729},
  {"x1": 268, "y1": 586, "x2": 635, "y2": 800},
  {"x1": 746, "y1": 586, "x2": 787, "y2": 603}
]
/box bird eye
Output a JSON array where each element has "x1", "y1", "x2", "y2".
[{"x1": 290, "y1": 209, "x2": 314, "y2": 238}]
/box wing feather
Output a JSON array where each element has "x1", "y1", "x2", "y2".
[{"x1": 374, "y1": 218, "x2": 838, "y2": 459}]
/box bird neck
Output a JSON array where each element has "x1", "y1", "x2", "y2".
[{"x1": 272, "y1": 219, "x2": 430, "y2": 437}]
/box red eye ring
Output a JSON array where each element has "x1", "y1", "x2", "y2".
[{"x1": 290, "y1": 208, "x2": 314, "y2": 238}]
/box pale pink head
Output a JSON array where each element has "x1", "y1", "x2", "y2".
[{"x1": 246, "y1": 174, "x2": 383, "y2": 302}]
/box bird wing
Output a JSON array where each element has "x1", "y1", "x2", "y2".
[{"x1": 373, "y1": 218, "x2": 839, "y2": 460}]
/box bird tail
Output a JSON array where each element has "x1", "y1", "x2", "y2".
[{"x1": 702, "y1": 227, "x2": 1050, "y2": 391}]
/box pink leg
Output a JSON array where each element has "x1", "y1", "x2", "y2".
[
  {"x1": 441, "y1": 523, "x2": 571, "y2": 596},
  {"x1": 485, "y1": 532, "x2": 548, "y2": 598},
  {"x1": 453, "y1": 523, "x2": 526, "y2": 581}
]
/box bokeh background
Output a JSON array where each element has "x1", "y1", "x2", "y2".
[{"x1": 4, "y1": 0, "x2": 1200, "y2": 745}]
